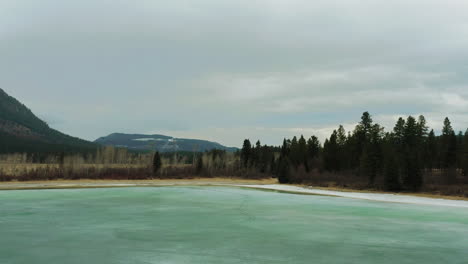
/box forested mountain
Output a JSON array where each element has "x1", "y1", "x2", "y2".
[
  {"x1": 95, "y1": 133, "x2": 238, "y2": 152},
  {"x1": 0, "y1": 88, "x2": 97, "y2": 154}
]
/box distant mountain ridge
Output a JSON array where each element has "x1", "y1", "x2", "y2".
[
  {"x1": 0, "y1": 88, "x2": 97, "y2": 153},
  {"x1": 0, "y1": 88, "x2": 237, "y2": 154},
  {"x1": 95, "y1": 133, "x2": 238, "y2": 152}
]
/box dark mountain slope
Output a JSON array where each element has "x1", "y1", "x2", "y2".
[{"x1": 0, "y1": 88, "x2": 97, "y2": 154}]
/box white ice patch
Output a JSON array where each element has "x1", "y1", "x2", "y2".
[
  {"x1": 234, "y1": 184, "x2": 468, "y2": 208},
  {"x1": 132, "y1": 138, "x2": 167, "y2": 141}
]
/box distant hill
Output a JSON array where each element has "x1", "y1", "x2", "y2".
[
  {"x1": 95, "y1": 133, "x2": 238, "y2": 152},
  {"x1": 0, "y1": 88, "x2": 237, "y2": 154},
  {"x1": 0, "y1": 88, "x2": 97, "y2": 154}
]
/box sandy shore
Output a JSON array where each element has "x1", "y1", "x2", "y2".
[{"x1": 1, "y1": 178, "x2": 468, "y2": 208}]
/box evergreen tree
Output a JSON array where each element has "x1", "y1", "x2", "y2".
[
  {"x1": 442, "y1": 117, "x2": 454, "y2": 136},
  {"x1": 441, "y1": 118, "x2": 457, "y2": 172},
  {"x1": 298, "y1": 135, "x2": 308, "y2": 166},
  {"x1": 462, "y1": 129, "x2": 468, "y2": 176},
  {"x1": 256, "y1": 140, "x2": 261, "y2": 149},
  {"x1": 359, "y1": 148, "x2": 371, "y2": 180},
  {"x1": 324, "y1": 130, "x2": 339, "y2": 171},
  {"x1": 448, "y1": 131, "x2": 458, "y2": 169},
  {"x1": 290, "y1": 136, "x2": 300, "y2": 166},
  {"x1": 446, "y1": 131, "x2": 458, "y2": 183},
  {"x1": 336, "y1": 125, "x2": 350, "y2": 170},
  {"x1": 366, "y1": 124, "x2": 383, "y2": 184},
  {"x1": 260, "y1": 145, "x2": 274, "y2": 173},
  {"x1": 255, "y1": 144, "x2": 273, "y2": 173},
  {"x1": 404, "y1": 116, "x2": 418, "y2": 147},
  {"x1": 426, "y1": 129, "x2": 438, "y2": 169},
  {"x1": 277, "y1": 156, "x2": 290, "y2": 184},
  {"x1": 307, "y1": 136, "x2": 320, "y2": 159},
  {"x1": 337, "y1": 125, "x2": 347, "y2": 146},
  {"x1": 402, "y1": 116, "x2": 423, "y2": 191},
  {"x1": 416, "y1": 115, "x2": 429, "y2": 138},
  {"x1": 354, "y1": 113, "x2": 380, "y2": 182},
  {"x1": 360, "y1": 112, "x2": 373, "y2": 136},
  {"x1": 441, "y1": 117, "x2": 452, "y2": 167},
  {"x1": 281, "y1": 138, "x2": 290, "y2": 157},
  {"x1": 389, "y1": 118, "x2": 406, "y2": 183},
  {"x1": 416, "y1": 115, "x2": 429, "y2": 170},
  {"x1": 270, "y1": 154, "x2": 277, "y2": 174},
  {"x1": 404, "y1": 152, "x2": 423, "y2": 191},
  {"x1": 252, "y1": 140, "x2": 262, "y2": 167},
  {"x1": 153, "y1": 152, "x2": 162, "y2": 176},
  {"x1": 393, "y1": 117, "x2": 406, "y2": 153},
  {"x1": 383, "y1": 148, "x2": 401, "y2": 192},
  {"x1": 456, "y1": 131, "x2": 464, "y2": 169},
  {"x1": 240, "y1": 139, "x2": 252, "y2": 168},
  {"x1": 274, "y1": 138, "x2": 292, "y2": 183},
  {"x1": 352, "y1": 112, "x2": 374, "y2": 169}
]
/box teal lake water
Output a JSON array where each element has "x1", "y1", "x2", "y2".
[{"x1": 1, "y1": 186, "x2": 467, "y2": 263}]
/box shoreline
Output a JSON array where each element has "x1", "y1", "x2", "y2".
[
  {"x1": 234, "y1": 184, "x2": 468, "y2": 208},
  {"x1": 1, "y1": 178, "x2": 468, "y2": 207},
  {"x1": 0, "y1": 178, "x2": 278, "y2": 191}
]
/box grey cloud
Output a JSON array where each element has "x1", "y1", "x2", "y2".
[{"x1": 1, "y1": 0, "x2": 467, "y2": 146}]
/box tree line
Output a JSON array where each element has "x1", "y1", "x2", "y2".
[{"x1": 240, "y1": 112, "x2": 468, "y2": 192}]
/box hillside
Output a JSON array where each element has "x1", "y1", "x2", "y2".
[
  {"x1": 0, "y1": 88, "x2": 97, "y2": 154},
  {"x1": 95, "y1": 133, "x2": 238, "y2": 152}
]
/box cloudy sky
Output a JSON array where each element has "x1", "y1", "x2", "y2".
[{"x1": 1, "y1": 0, "x2": 467, "y2": 147}]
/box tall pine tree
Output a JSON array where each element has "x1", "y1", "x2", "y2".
[
  {"x1": 353, "y1": 112, "x2": 374, "y2": 169},
  {"x1": 383, "y1": 147, "x2": 401, "y2": 191},
  {"x1": 289, "y1": 136, "x2": 300, "y2": 167},
  {"x1": 324, "y1": 130, "x2": 339, "y2": 171},
  {"x1": 442, "y1": 117, "x2": 457, "y2": 169},
  {"x1": 298, "y1": 135, "x2": 308, "y2": 171},
  {"x1": 240, "y1": 139, "x2": 252, "y2": 168},
  {"x1": 402, "y1": 116, "x2": 423, "y2": 191},
  {"x1": 462, "y1": 129, "x2": 468, "y2": 176},
  {"x1": 307, "y1": 136, "x2": 320, "y2": 160},
  {"x1": 426, "y1": 129, "x2": 437, "y2": 170}
]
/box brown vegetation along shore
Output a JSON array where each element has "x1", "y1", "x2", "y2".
[
  {"x1": 0, "y1": 163, "x2": 270, "y2": 182},
  {"x1": 0, "y1": 178, "x2": 277, "y2": 190},
  {"x1": 1, "y1": 161, "x2": 467, "y2": 198},
  {"x1": 1, "y1": 144, "x2": 467, "y2": 199},
  {"x1": 0, "y1": 147, "x2": 272, "y2": 182}
]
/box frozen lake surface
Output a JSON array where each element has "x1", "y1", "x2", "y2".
[{"x1": 1, "y1": 186, "x2": 467, "y2": 263}]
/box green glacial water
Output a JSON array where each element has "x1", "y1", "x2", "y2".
[{"x1": 1, "y1": 187, "x2": 467, "y2": 264}]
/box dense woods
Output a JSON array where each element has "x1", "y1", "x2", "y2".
[{"x1": 240, "y1": 112, "x2": 468, "y2": 196}]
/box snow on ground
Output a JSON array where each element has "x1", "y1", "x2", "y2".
[{"x1": 234, "y1": 184, "x2": 468, "y2": 208}]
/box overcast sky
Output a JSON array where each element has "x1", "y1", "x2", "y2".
[{"x1": 1, "y1": 0, "x2": 468, "y2": 147}]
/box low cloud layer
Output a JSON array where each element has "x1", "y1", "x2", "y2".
[{"x1": 1, "y1": 0, "x2": 467, "y2": 146}]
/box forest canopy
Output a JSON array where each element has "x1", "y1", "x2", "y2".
[{"x1": 240, "y1": 112, "x2": 468, "y2": 192}]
